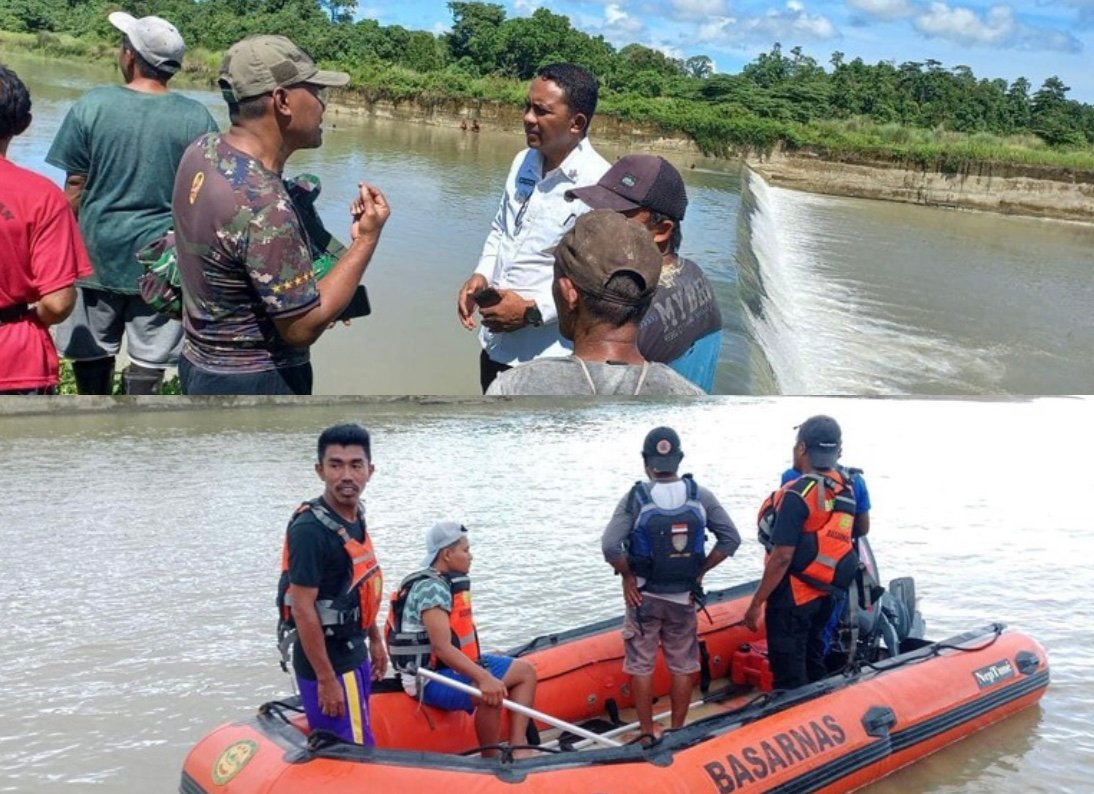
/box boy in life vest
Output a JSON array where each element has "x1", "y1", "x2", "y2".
[
  {"x1": 277, "y1": 423, "x2": 388, "y2": 745},
  {"x1": 744, "y1": 416, "x2": 860, "y2": 690},
  {"x1": 386, "y1": 522, "x2": 538, "y2": 758},
  {"x1": 601, "y1": 427, "x2": 741, "y2": 741}
]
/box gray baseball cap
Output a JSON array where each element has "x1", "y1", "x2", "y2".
[
  {"x1": 219, "y1": 35, "x2": 349, "y2": 102},
  {"x1": 421, "y1": 521, "x2": 469, "y2": 569},
  {"x1": 109, "y1": 12, "x2": 185, "y2": 74}
]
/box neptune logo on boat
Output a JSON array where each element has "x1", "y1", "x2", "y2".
[{"x1": 973, "y1": 659, "x2": 1015, "y2": 689}]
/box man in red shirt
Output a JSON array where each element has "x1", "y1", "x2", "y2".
[{"x1": 0, "y1": 64, "x2": 92, "y2": 393}]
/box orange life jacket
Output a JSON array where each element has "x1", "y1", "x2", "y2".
[
  {"x1": 766, "y1": 470, "x2": 858, "y2": 606},
  {"x1": 276, "y1": 499, "x2": 383, "y2": 666},
  {"x1": 386, "y1": 570, "x2": 481, "y2": 673}
]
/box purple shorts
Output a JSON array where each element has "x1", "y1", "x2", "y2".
[
  {"x1": 622, "y1": 597, "x2": 700, "y2": 676},
  {"x1": 297, "y1": 658, "x2": 374, "y2": 746}
]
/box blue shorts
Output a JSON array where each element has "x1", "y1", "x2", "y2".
[{"x1": 423, "y1": 654, "x2": 514, "y2": 713}]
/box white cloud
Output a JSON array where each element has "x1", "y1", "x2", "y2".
[
  {"x1": 604, "y1": 2, "x2": 645, "y2": 34},
  {"x1": 671, "y1": 0, "x2": 729, "y2": 20},
  {"x1": 846, "y1": 0, "x2": 917, "y2": 21},
  {"x1": 914, "y1": 2, "x2": 1082, "y2": 51},
  {"x1": 513, "y1": 0, "x2": 542, "y2": 13},
  {"x1": 695, "y1": 2, "x2": 838, "y2": 45}
]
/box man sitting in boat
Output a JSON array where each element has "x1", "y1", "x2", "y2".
[
  {"x1": 386, "y1": 522, "x2": 538, "y2": 758},
  {"x1": 276, "y1": 423, "x2": 387, "y2": 745},
  {"x1": 601, "y1": 427, "x2": 741, "y2": 741},
  {"x1": 744, "y1": 416, "x2": 859, "y2": 689}
]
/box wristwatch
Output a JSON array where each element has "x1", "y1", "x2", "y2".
[{"x1": 523, "y1": 302, "x2": 543, "y2": 327}]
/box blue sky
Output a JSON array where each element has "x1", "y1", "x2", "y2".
[{"x1": 359, "y1": 0, "x2": 1094, "y2": 103}]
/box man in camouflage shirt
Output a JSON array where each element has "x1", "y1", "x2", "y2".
[{"x1": 172, "y1": 35, "x2": 389, "y2": 395}]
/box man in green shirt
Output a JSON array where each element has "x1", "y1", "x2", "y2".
[{"x1": 47, "y1": 12, "x2": 218, "y2": 394}]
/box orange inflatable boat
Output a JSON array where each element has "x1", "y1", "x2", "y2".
[{"x1": 180, "y1": 576, "x2": 1048, "y2": 793}]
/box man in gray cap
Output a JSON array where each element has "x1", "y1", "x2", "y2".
[
  {"x1": 602, "y1": 426, "x2": 740, "y2": 741},
  {"x1": 567, "y1": 155, "x2": 723, "y2": 393},
  {"x1": 47, "y1": 12, "x2": 219, "y2": 394},
  {"x1": 744, "y1": 415, "x2": 861, "y2": 690},
  {"x1": 486, "y1": 210, "x2": 703, "y2": 395},
  {"x1": 386, "y1": 521, "x2": 538, "y2": 758},
  {"x1": 171, "y1": 35, "x2": 390, "y2": 395}
]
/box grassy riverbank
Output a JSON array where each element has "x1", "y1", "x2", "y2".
[{"x1": 7, "y1": 28, "x2": 1094, "y2": 180}]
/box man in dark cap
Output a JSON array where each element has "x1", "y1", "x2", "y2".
[
  {"x1": 47, "y1": 11, "x2": 219, "y2": 394},
  {"x1": 744, "y1": 416, "x2": 861, "y2": 689},
  {"x1": 172, "y1": 35, "x2": 390, "y2": 394},
  {"x1": 567, "y1": 155, "x2": 722, "y2": 393},
  {"x1": 486, "y1": 210, "x2": 703, "y2": 395},
  {"x1": 602, "y1": 427, "x2": 740, "y2": 741}
]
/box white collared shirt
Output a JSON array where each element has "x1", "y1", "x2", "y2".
[{"x1": 474, "y1": 138, "x2": 610, "y2": 365}]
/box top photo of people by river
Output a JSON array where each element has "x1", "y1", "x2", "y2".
[{"x1": 2, "y1": 1, "x2": 1093, "y2": 396}]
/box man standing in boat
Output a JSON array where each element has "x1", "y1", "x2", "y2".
[
  {"x1": 566, "y1": 155, "x2": 723, "y2": 393},
  {"x1": 456, "y1": 63, "x2": 610, "y2": 393},
  {"x1": 47, "y1": 12, "x2": 219, "y2": 394},
  {"x1": 277, "y1": 424, "x2": 388, "y2": 745},
  {"x1": 602, "y1": 427, "x2": 741, "y2": 740},
  {"x1": 772, "y1": 422, "x2": 871, "y2": 671},
  {"x1": 172, "y1": 34, "x2": 389, "y2": 394},
  {"x1": 744, "y1": 416, "x2": 860, "y2": 689}
]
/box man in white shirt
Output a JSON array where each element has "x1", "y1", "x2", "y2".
[{"x1": 456, "y1": 63, "x2": 610, "y2": 392}]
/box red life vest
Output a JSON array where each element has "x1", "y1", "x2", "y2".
[
  {"x1": 386, "y1": 570, "x2": 481, "y2": 673},
  {"x1": 766, "y1": 470, "x2": 858, "y2": 606},
  {"x1": 276, "y1": 499, "x2": 383, "y2": 666}
]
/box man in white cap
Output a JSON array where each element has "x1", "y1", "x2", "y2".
[
  {"x1": 47, "y1": 11, "x2": 219, "y2": 394},
  {"x1": 171, "y1": 35, "x2": 390, "y2": 395}
]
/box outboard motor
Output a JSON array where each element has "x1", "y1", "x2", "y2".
[{"x1": 854, "y1": 537, "x2": 925, "y2": 662}]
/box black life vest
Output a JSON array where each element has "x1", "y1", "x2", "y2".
[{"x1": 626, "y1": 475, "x2": 707, "y2": 595}]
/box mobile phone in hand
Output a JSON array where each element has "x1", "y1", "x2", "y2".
[
  {"x1": 473, "y1": 287, "x2": 502, "y2": 308},
  {"x1": 339, "y1": 285, "x2": 371, "y2": 321}
]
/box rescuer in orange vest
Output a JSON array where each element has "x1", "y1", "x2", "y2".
[
  {"x1": 744, "y1": 416, "x2": 860, "y2": 690},
  {"x1": 278, "y1": 423, "x2": 388, "y2": 745}
]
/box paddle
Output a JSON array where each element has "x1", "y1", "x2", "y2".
[{"x1": 415, "y1": 668, "x2": 623, "y2": 749}]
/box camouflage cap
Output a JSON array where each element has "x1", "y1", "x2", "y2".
[
  {"x1": 555, "y1": 209, "x2": 663, "y2": 306},
  {"x1": 218, "y1": 35, "x2": 349, "y2": 102}
]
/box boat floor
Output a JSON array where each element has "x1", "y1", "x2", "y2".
[{"x1": 524, "y1": 675, "x2": 755, "y2": 753}]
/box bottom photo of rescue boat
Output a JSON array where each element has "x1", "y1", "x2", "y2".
[{"x1": 0, "y1": 396, "x2": 1089, "y2": 793}]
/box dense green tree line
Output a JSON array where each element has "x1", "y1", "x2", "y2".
[{"x1": 4, "y1": 0, "x2": 1093, "y2": 159}]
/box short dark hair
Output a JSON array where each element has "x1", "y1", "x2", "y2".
[
  {"x1": 0, "y1": 64, "x2": 32, "y2": 140},
  {"x1": 122, "y1": 36, "x2": 175, "y2": 83},
  {"x1": 536, "y1": 63, "x2": 598, "y2": 132},
  {"x1": 649, "y1": 210, "x2": 683, "y2": 254},
  {"x1": 317, "y1": 423, "x2": 372, "y2": 462},
  {"x1": 579, "y1": 272, "x2": 652, "y2": 328},
  {"x1": 226, "y1": 94, "x2": 269, "y2": 124}
]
